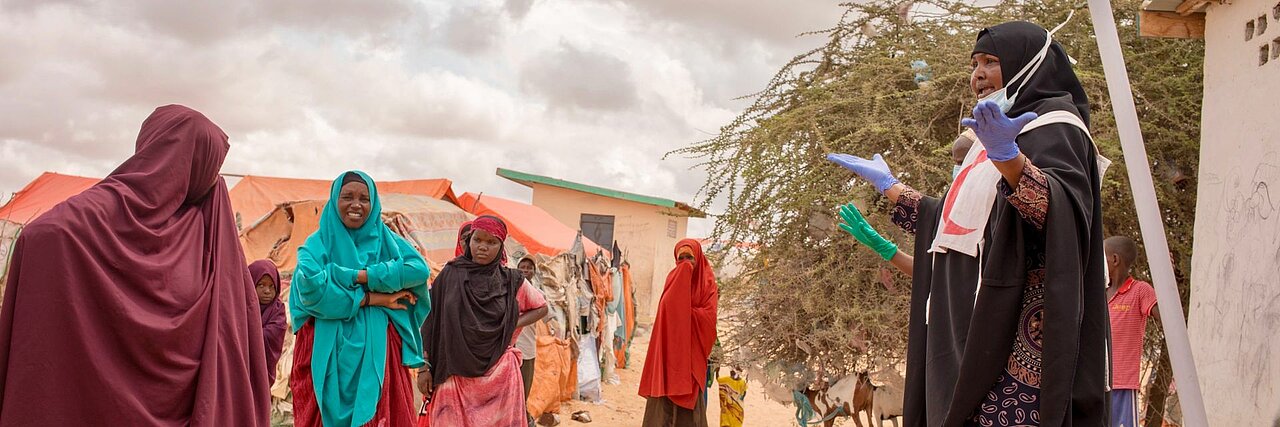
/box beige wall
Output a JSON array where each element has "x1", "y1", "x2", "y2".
[
  {"x1": 527, "y1": 183, "x2": 691, "y2": 319},
  {"x1": 1187, "y1": 2, "x2": 1280, "y2": 425}
]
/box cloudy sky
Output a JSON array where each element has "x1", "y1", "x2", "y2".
[{"x1": 0, "y1": 0, "x2": 845, "y2": 235}]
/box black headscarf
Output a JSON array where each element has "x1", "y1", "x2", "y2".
[
  {"x1": 421, "y1": 216, "x2": 522, "y2": 385},
  {"x1": 972, "y1": 21, "x2": 1090, "y2": 126},
  {"x1": 901, "y1": 21, "x2": 1109, "y2": 427}
]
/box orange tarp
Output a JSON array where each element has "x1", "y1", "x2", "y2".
[
  {"x1": 456, "y1": 192, "x2": 607, "y2": 258},
  {"x1": 526, "y1": 321, "x2": 576, "y2": 418},
  {"x1": 0, "y1": 172, "x2": 98, "y2": 223},
  {"x1": 230, "y1": 175, "x2": 458, "y2": 228}
]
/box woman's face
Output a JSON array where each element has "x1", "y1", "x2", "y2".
[
  {"x1": 970, "y1": 52, "x2": 1004, "y2": 99},
  {"x1": 469, "y1": 229, "x2": 503, "y2": 265},
  {"x1": 255, "y1": 276, "x2": 276, "y2": 305},
  {"x1": 338, "y1": 181, "x2": 371, "y2": 229}
]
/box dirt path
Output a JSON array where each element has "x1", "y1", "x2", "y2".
[{"x1": 555, "y1": 333, "x2": 800, "y2": 427}]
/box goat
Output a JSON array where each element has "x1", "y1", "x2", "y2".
[{"x1": 797, "y1": 372, "x2": 874, "y2": 427}]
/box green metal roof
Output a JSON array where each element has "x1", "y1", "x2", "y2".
[{"x1": 497, "y1": 168, "x2": 706, "y2": 218}]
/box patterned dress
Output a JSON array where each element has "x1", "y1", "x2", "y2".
[{"x1": 893, "y1": 161, "x2": 1052, "y2": 427}]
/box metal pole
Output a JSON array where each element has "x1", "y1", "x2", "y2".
[{"x1": 1085, "y1": 1, "x2": 1209, "y2": 425}]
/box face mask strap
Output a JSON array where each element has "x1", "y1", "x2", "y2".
[{"x1": 1004, "y1": 9, "x2": 1076, "y2": 101}]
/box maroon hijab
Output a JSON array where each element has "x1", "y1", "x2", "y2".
[
  {"x1": 0, "y1": 105, "x2": 270, "y2": 426},
  {"x1": 249, "y1": 259, "x2": 287, "y2": 386}
]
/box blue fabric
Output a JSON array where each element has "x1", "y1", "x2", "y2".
[
  {"x1": 289, "y1": 170, "x2": 432, "y2": 427},
  {"x1": 1110, "y1": 389, "x2": 1139, "y2": 427}
]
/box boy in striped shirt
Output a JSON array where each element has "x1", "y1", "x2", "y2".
[{"x1": 1105, "y1": 236, "x2": 1161, "y2": 427}]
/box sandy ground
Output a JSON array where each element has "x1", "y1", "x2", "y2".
[{"x1": 554, "y1": 332, "x2": 801, "y2": 427}]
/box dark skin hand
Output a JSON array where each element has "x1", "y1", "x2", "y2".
[
  {"x1": 518, "y1": 305, "x2": 549, "y2": 328},
  {"x1": 365, "y1": 290, "x2": 417, "y2": 310}
]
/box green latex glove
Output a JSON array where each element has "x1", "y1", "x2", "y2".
[{"x1": 837, "y1": 203, "x2": 898, "y2": 261}]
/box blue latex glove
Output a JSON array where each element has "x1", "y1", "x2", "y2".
[
  {"x1": 959, "y1": 100, "x2": 1039, "y2": 162},
  {"x1": 826, "y1": 153, "x2": 899, "y2": 194}
]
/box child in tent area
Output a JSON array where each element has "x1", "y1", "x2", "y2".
[
  {"x1": 717, "y1": 368, "x2": 748, "y2": 427},
  {"x1": 249, "y1": 259, "x2": 288, "y2": 386},
  {"x1": 516, "y1": 255, "x2": 546, "y2": 427}
]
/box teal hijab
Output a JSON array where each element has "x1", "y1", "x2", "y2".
[{"x1": 290, "y1": 171, "x2": 432, "y2": 426}]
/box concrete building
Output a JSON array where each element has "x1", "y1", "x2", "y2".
[
  {"x1": 498, "y1": 168, "x2": 705, "y2": 319},
  {"x1": 1141, "y1": 1, "x2": 1280, "y2": 424}
]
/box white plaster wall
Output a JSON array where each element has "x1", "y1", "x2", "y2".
[{"x1": 1187, "y1": 1, "x2": 1280, "y2": 425}]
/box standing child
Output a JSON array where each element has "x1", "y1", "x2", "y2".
[
  {"x1": 249, "y1": 259, "x2": 288, "y2": 387},
  {"x1": 717, "y1": 368, "x2": 747, "y2": 427},
  {"x1": 516, "y1": 256, "x2": 545, "y2": 427},
  {"x1": 1105, "y1": 236, "x2": 1160, "y2": 427}
]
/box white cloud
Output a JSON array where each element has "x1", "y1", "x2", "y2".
[{"x1": 0, "y1": 0, "x2": 846, "y2": 237}]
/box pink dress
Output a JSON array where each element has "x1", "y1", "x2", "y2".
[{"x1": 425, "y1": 281, "x2": 547, "y2": 426}]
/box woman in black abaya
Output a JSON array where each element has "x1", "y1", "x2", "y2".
[{"x1": 827, "y1": 21, "x2": 1109, "y2": 426}]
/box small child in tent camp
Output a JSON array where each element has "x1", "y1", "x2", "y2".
[{"x1": 249, "y1": 259, "x2": 288, "y2": 386}]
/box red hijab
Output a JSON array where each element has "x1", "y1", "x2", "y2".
[
  {"x1": 638, "y1": 238, "x2": 719, "y2": 409},
  {"x1": 0, "y1": 105, "x2": 270, "y2": 426}
]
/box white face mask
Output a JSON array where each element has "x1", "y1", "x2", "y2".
[
  {"x1": 952, "y1": 165, "x2": 963, "y2": 179},
  {"x1": 979, "y1": 11, "x2": 1075, "y2": 113}
]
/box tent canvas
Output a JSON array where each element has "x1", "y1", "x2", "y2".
[
  {"x1": 240, "y1": 193, "x2": 473, "y2": 276},
  {"x1": 0, "y1": 172, "x2": 98, "y2": 224},
  {"x1": 456, "y1": 192, "x2": 608, "y2": 259},
  {"x1": 230, "y1": 175, "x2": 458, "y2": 230},
  {"x1": 0, "y1": 173, "x2": 99, "y2": 290}
]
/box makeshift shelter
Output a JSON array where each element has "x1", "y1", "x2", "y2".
[
  {"x1": 0, "y1": 172, "x2": 99, "y2": 288},
  {"x1": 456, "y1": 192, "x2": 608, "y2": 258},
  {"x1": 239, "y1": 193, "x2": 472, "y2": 275},
  {"x1": 230, "y1": 175, "x2": 458, "y2": 230}
]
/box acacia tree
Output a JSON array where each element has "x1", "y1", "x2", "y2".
[{"x1": 676, "y1": 0, "x2": 1201, "y2": 420}]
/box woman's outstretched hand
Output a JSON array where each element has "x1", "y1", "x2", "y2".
[
  {"x1": 960, "y1": 100, "x2": 1038, "y2": 162},
  {"x1": 836, "y1": 203, "x2": 898, "y2": 261},
  {"x1": 826, "y1": 153, "x2": 899, "y2": 194}
]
